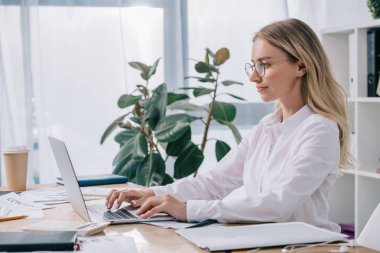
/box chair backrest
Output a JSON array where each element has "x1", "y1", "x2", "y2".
[{"x1": 357, "y1": 202, "x2": 380, "y2": 251}]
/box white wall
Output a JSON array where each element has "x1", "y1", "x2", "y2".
[{"x1": 325, "y1": 0, "x2": 373, "y2": 28}]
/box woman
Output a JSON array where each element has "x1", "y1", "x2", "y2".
[{"x1": 106, "y1": 18, "x2": 352, "y2": 232}]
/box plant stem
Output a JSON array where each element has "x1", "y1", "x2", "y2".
[{"x1": 194, "y1": 73, "x2": 219, "y2": 177}]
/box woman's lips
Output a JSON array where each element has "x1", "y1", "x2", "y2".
[{"x1": 256, "y1": 86, "x2": 268, "y2": 92}]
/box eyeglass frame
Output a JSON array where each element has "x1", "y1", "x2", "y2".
[{"x1": 244, "y1": 58, "x2": 290, "y2": 77}]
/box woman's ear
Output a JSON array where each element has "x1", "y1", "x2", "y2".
[{"x1": 297, "y1": 62, "x2": 307, "y2": 77}]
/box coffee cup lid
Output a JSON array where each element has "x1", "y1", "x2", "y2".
[{"x1": 2, "y1": 146, "x2": 29, "y2": 154}]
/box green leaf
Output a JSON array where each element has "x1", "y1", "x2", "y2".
[
  {"x1": 147, "y1": 58, "x2": 160, "y2": 79},
  {"x1": 132, "y1": 132, "x2": 148, "y2": 161},
  {"x1": 136, "y1": 153, "x2": 166, "y2": 186},
  {"x1": 113, "y1": 154, "x2": 141, "y2": 182},
  {"x1": 114, "y1": 128, "x2": 139, "y2": 145},
  {"x1": 205, "y1": 49, "x2": 209, "y2": 64},
  {"x1": 143, "y1": 105, "x2": 159, "y2": 129},
  {"x1": 167, "y1": 92, "x2": 189, "y2": 106},
  {"x1": 225, "y1": 93, "x2": 246, "y2": 101},
  {"x1": 217, "y1": 120, "x2": 242, "y2": 143},
  {"x1": 198, "y1": 77, "x2": 215, "y2": 83},
  {"x1": 100, "y1": 113, "x2": 130, "y2": 144},
  {"x1": 221, "y1": 80, "x2": 243, "y2": 86},
  {"x1": 155, "y1": 114, "x2": 193, "y2": 142},
  {"x1": 214, "y1": 48, "x2": 230, "y2": 65},
  {"x1": 129, "y1": 62, "x2": 149, "y2": 80},
  {"x1": 184, "y1": 76, "x2": 214, "y2": 82},
  {"x1": 206, "y1": 48, "x2": 215, "y2": 63},
  {"x1": 215, "y1": 140, "x2": 231, "y2": 162},
  {"x1": 151, "y1": 83, "x2": 167, "y2": 120},
  {"x1": 166, "y1": 128, "x2": 192, "y2": 156},
  {"x1": 212, "y1": 101, "x2": 236, "y2": 122},
  {"x1": 129, "y1": 116, "x2": 141, "y2": 125},
  {"x1": 112, "y1": 154, "x2": 131, "y2": 175},
  {"x1": 178, "y1": 86, "x2": 198, "y2": 90},
  {"x1": 174, "y1": 144, "x2": 204, "y2": 178},
  {"x1": 143, "y1": 83, "x2": 167, "y2": 129},
  {"x1": 193, "y1": 87, "x2": 214, "y2": 97},
  {"x1": 117, "y1": 94, "x2": 142, "y2": 109},
  {"x1": 162, "y1": 174, "x2": 174, "y2": 185},
  {"x1": 168, "y1": 100, "x2": 207, "y2": 112},
  {"x1": 195, "y1": 62, "x2": 210, "y2": 73},
  {"x1": 112, "y1": 138, "x2": 135, "y2": 166}
]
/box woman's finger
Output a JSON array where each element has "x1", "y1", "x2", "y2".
[
  {"x1": 106, "y1": 191, "x2": 121, "y2": 209},
  {"x1": 139, "y1": 205, "x2": 164, "y2": 219},
  {"x1": 115, "y1": 190, "x2": 139, "y2": 207},
  {"x1": 137, "y1": 196, "x2": 163, "y2": 215},
  {"x1": 105, "y1": 189, "x2": 117, "y2": 206}
]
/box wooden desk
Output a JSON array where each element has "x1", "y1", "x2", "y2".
[{"x1": 0, "y1": 184, "x2": 377, "y2": 253}]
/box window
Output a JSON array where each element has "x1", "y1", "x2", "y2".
[{"x1": 0, "y1": 0, "x2": 185, "y2": 183}]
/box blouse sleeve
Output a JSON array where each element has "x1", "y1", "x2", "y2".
[{"x1": 186, "y1": 118, "x2": 340, "y2": 222}]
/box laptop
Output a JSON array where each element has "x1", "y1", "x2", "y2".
[{"x1": 48, "y1": 136, "x2": 175, "y2": 224}]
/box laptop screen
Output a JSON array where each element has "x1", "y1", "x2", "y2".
[{"x1": 48, "y1": 136, "x2": 91, "y2": 221}]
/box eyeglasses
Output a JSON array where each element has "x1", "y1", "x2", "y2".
[{"x1": 244, "y1": 58, "x2": 289, "y2": 77}]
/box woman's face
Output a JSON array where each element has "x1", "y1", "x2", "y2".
[{"x1": 250, "y1": 38, "x2": 304, "y2": 104}]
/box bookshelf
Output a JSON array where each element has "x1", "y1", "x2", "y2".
[{"x1": 322, "y1": 20, "x2": 380, "y2": 238}]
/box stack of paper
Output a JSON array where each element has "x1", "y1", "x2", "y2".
[{"x1": 177, "y1": 222, "x2": 348, "y2": 251}]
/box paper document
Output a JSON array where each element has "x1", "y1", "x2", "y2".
[
  {"x1": 21, "y1": 187, "x2": 102, "y2": 205},
  {"x1": 177, "y1": 222, "x2": 348, "y2": 251},
  {"x1": 0, "y1": 192, "x2": 44, "y2": 219},
  {"x1": 78, "y1": 235, "x2": 138, "y2": 253}
]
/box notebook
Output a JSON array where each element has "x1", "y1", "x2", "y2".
[
  {"x1": 56, "y1": 173, "x2": 128, "y2": 187},
  {"x1": 0, "y1": 231, "x2": 77, "y2": 252},
  {"x1": 177, "y1": 222, "x2": 348, "y2": 251},
  {"x1": 48, "y1": 136, "x2": 174, "y2": 224}
]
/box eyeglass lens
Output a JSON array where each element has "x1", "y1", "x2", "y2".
[{"x1": 245, "y1": 62, "x2": 264, "y2": 77}]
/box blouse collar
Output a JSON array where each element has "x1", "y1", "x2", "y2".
[{"x1": 263, "y1": 105, "x2": 314, "y2": 137}]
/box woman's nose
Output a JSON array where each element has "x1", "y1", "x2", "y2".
[{"x1": 249, "y1": 69, "x2": 261, "y2": 83}]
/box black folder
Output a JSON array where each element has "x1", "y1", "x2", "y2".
[{"x1": 0, "y1": 231, "x2": 77, "y2": 251}]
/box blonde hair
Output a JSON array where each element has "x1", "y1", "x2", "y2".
[{"x1": 253, "y1": 18, "x2": 353, "y2": 168}]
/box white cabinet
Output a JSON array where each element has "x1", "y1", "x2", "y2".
[{"x1": 322, "y1": 20, "x2": 380, "y2": 238}]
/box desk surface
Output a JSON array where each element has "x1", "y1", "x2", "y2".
[{"x1": 0, "y1": 184, "x2": 377, "y2": 253}]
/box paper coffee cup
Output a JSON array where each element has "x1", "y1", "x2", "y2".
[{"x1": 2, "y1": 146, "x2": 29, "y2": 191}]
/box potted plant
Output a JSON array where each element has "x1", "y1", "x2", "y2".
[
  {"x1": 368, "y1": 0, "x2": 380, "y2": 18},
  {"x1": 101, "y1": 48, "x2": 244, "y2": 186}
]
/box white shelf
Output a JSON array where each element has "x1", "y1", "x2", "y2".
[
  {"x1": 341, "y1": 169, "x2": 356, "y2": 176},
  {"x1": 342, "y1": 168, "x2": 380, "y2": 179},
  {"x1": 322, "y1": 22, "x2": 380, "y2": 239},
  {"x1": 349, "y1": 97, "x2": 380, "y2": 102},
  {"x1": 356, "y1": 170, "x2": 380, "y2": 179},
  {"x1": 322, "y1": 19, "x2": 380, "y2": 34}
]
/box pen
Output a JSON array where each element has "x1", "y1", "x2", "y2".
[
  {"x1": 185, "y1": 219, "x2": 218, "y2": 229},
  {"x1": 0, "y1": 215, "x2": 28, "y2": 222}
]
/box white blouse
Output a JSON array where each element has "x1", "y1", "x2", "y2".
[{"x1": 152, "y1": 105, "x2": 341, "y2": 232}]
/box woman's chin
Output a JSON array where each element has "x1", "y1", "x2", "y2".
[{"x1": 260, "y1": 95, "x2": 275, "y2": 103}]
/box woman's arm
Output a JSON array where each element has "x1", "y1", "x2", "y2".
[
  {"x1": 185, "y1": 119, "x2": 340, "y2": 223},
  {"x1": 106, "y1": 126, "x2": 260, "y2": 210}
]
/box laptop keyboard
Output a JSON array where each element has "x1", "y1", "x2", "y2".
[{"x1": 87, "y1": 205, "x2": 136, "y2": 220}]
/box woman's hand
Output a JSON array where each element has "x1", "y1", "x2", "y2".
[
  {"x1": 105, "y1": 187, "x2": 155, "y2": 209},
  {"x1": 136, "y1": 194, "x2": 187, "y2": 221}
]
